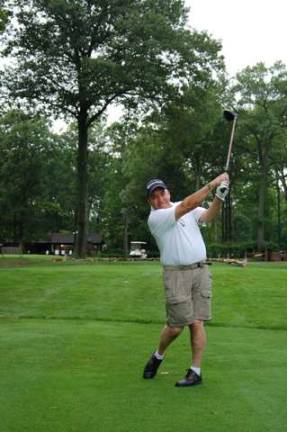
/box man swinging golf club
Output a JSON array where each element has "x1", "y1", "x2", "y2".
[{"x1": 143, "y1": 172, "x2": 229, "y2": 387}]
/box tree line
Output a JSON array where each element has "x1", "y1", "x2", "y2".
[{"x1": 0, "y1": 1, "x2": 286, "y2": 256}]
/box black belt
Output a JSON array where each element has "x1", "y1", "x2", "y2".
[{"x1": 164, "y1": 261, "x2": 206, "y2": 271}]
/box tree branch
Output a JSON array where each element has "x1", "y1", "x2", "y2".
[{"x1": 86, "y1": 92, "x2": 124, "y2": 127}]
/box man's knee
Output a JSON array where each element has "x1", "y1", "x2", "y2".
[
  {"x1": 189, "y1": 320, "x2": 206, "y2": 349},
  {"x1": 190, "y1": 319, "x2": 204, "y2": 329},
  {"x1": 167, "y1": 325, "x2": 183, "y2": 337}
]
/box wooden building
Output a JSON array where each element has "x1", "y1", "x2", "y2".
[{"x1": 0, "y1": 233, "x2": 103, "y2": 255}]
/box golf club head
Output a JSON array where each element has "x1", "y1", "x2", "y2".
[{"x1": 223, "y1": 110, "x2": 237, "y2": 122}]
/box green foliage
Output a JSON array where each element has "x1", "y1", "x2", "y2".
[
  {"x1": 97, "y1": 248, "x2": 125, "y2": 258},
  {"x1": 0, "y1": 111, "x2": 52, "y2": 240},
  {"x1": 89, "y1": 60, "x2": 287, "y2": 252},
  {"x1": 0, "y1": 6, "x2": 9, "y2": 33},
  {"x1": 0, "y1": 110, "x2": 77, "y2": 241},
  {"x1": 97, "y1": 76, "x2": 227, "y2": 250},
  {"x1": 264, "y1": 241, "x2": 281, "y2": 251},
  {"x1": 2, "y1": 0, "x2": 223, "y2": 119},
  {"x1": 233, "y1": 213, "x2": 253, "y2": 241},
  {"x1": 1, "y1": 0, "x2": 287, "y2": 257},
  {"x1": 1, "y1": 0, "x2": 224, "y2": 257},
  {"x1": 207, "y1": 241, "x2": 257, "y2": 258},
  {"x1": 233, "y1": 62, "x2": 287, "y2": 249}
]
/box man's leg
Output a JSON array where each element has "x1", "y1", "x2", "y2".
[
  {"x1": 143, "y1": 325, "x2": 183, "y2": 379},
  {"x1": 189, "y1": 320, "x2": 206, "y2": 367},
  {"x1": 157, "y1": 324, "x2": 184, "y2": 355},
  {"x1": 175, "y1": 320, "x2": 206, "y2": 387}
]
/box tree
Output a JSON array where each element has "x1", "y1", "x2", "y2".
[
  {"x1": 0, "y1": 110, "x2": 86, "y2": 244},
  {"x1": 0, "y1": 5, "x2": 8, "y2": 33},
  {"x1": 2, "y1": 0, "x2": 223, "y2": 256},
  {"x1": 233, "y1": 62, "x2": 287, "y2": 249},
  {"x1": 0, "y1": 111, "x2": 56, "y2": 244},
  {"x1": 99, "y1": 77, "x2": 226, "y2": 252}
]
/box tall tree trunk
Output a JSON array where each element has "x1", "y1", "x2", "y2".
[
  {"x1": 276, "y1": 174, "x2": 281, "y2": 246},
  {"x1": 123, "y1": 209, "x2": 129, "y2": 259},
  {"x1": 256, "y1": 176, "x2": 265, "y2": 250},
  {"x1": 75, "y1": 110, "x2": 89, "y2": 258},
  {"x1": 256, "y1": 140, "x2": 267, "y2": 251},
  {"x1": 278, "y1": 169, "x2": 287, "y2": 201},
  {"x1": 16, "y1": 215, "x2": 24, "y2": 253},
  {"x1": 226, "y1": 189, "x2": 232, "y2": 243}
]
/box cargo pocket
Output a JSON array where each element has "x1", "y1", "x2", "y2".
[
  {"x1": 200, "y1": 269, "x2": 212, "y2": 299},
  {"x1": 163, "y1": 270, "x2": 192, "y2": 325},
  {"x1": 196, "y1": 268, "x2": 212, "y2": 320}
]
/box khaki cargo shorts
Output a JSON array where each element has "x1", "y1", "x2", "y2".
[{"x1": 163, "y1": 263, "x2": 212, "y2": 326}]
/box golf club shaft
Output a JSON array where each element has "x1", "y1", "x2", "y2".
[{"x1": 224, "y1": 117, "x2": 237, "y2": 172}]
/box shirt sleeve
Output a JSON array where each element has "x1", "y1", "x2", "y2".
[
  {"x1": 148, "y1": 206, "x2": 177, "y2": 236},
  {"x1": 190, "y1": 207, "x2": 207, "y2": 224}
]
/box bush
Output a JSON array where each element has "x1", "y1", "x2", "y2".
[
  {"x1": 96, "y1": 249, "x2": 125, "y2": 258},
  {"x1": 207, "y1": 241, "x2": 257, "y2": 258},
  {"x1": 147, "y1": 250, "x2": 160, "y2": 258},
  {"x1": 264, "y1": 241, "x2": 279, "y2": 251}
]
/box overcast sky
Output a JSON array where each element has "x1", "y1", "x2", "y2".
[
  {"x1": 106, "y1": 1, "x2": 287, "y2": 124},
  {"x1": 185, "y1": 0, "x2": 287, "y2": 75}
]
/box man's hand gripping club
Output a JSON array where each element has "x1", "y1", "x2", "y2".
[
  {"x1": 215, "y1": 180, "x2": 229, "y2": 202},
  {"x1": 175, "y1": 172, "x2": 229, "y2": 221}
]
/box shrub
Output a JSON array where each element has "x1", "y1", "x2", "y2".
[{"x1": 207, "y1": 241, "x2": 257, "y2": 258}]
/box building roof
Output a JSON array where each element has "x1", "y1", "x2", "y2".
[
  {"x1": 50, "y1": 233, "x2": 74, "y2": 244},
  {"x1": 51, "y1": 233, "x2": 103, "y2": 244},
  {"x1": 1, "y1": 233, "x2": 103, "y2": 246},
  {"x1": 19, "y1": 233, "x2": 103, "y2": 245}
]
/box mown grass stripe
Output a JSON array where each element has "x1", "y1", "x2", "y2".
[{"x1": 1, "y1": 315, "x2": 287, "y2": 332}]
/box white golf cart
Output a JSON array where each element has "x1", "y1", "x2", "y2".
[{"x1": 129, "y1": 241, "x2": 147, "y2": 259}]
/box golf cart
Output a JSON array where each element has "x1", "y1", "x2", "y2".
[{"x1": 129, "y1": 241, "x2": 147, "y2": 259}]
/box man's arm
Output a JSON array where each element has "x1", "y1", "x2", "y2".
[
  {"x1": 175, "y1": 173, "x2": 228, "y2": 221},
  {"x1": 199, "y1": 196, "x2": 222, "y2": 223},
  {"x1": 199, "y1": 179, "x2": 230, "y2": 223}
]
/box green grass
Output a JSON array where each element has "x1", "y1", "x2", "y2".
[
  {"x1": 1, "y1": 260, "x2": 286, "y2": 330},
  {"x1": 1, "y1": 260, "x2": 287, "y2": 431}
]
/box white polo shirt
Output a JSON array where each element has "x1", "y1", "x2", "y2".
[{"x1": 148, "y1": 202, "x2": 207, "y2": 266}]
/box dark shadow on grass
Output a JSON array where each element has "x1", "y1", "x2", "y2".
[{"x1": 1, "y1": 315, "x2": 287, "y2": 331}]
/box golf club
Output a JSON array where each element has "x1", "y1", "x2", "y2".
[{"x1": 223, "y1": 109, "x2": 237, "y2": 172}]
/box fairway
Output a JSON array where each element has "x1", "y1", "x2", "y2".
[{"x1": 1, "y1": 259, "x2": 287, "y2": 432}]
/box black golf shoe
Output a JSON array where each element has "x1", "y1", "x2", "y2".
[
  {"x1": 143, "y1": 354, "x2": 163, "y2": 379},
  {"x1": 175, "y1": 369, "x2": 202, "y2": 387}
]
